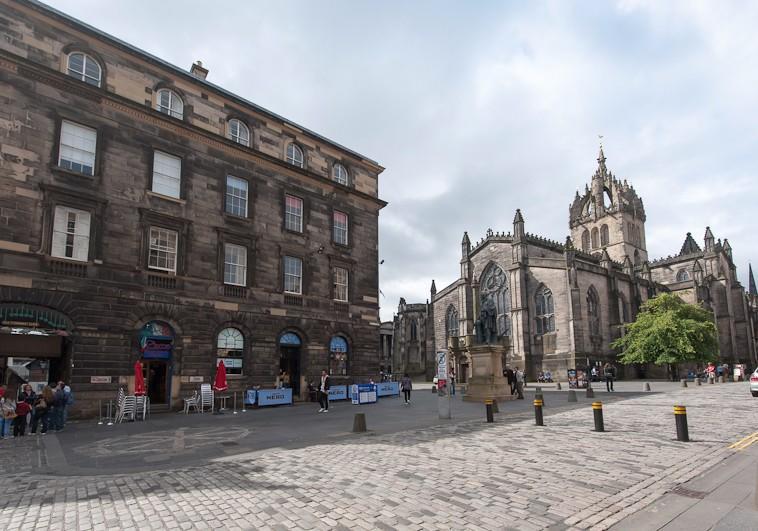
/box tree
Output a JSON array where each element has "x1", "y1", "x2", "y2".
[{"x1": 612, "y1": 293, "x2": 718, "y2": 370}]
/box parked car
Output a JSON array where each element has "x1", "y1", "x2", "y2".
[{"x1": 750, "y1": 368, "x2": 758, "y2": 397}]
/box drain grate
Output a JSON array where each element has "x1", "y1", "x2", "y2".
[{"x1": 672, "y1": 486, "x2": 707, "y2": 499}]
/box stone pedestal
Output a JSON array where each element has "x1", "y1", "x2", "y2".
[{"x1": 463, "y1": 344, "x2": 514, "y2": 403}]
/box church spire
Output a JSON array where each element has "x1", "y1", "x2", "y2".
[
  {"x1": 749, "y1": 264, "x2": 757, "y2": 296},
  {"x1": 597, "y1": 143, "x2": 607, "y2": 173}
]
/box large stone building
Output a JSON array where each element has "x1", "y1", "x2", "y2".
[
  {"x1": 0, "y1": 0, "x2": 385, "y2": 414},
  {"x1": 395, "y1": 147, "x2": 757, "y2": 380}
]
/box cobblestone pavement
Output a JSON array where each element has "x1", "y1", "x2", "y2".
[{"x1": 0, "y1": 383, "x2": 755, "y2": 530}]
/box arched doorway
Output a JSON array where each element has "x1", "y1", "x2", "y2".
[
  {"x1": 279, "y1": 332, "x2": 301, "y2": 396},
  {"x1": 0, "y1": 304, "x2": 73, "y2": 391},
  {"x1": 138, "y1": 320, "x2": 174, "y2": 405}
]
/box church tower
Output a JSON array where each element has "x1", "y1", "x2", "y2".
[{"x1": 569, "y1": 146, "x2": 647, "y2": 265}]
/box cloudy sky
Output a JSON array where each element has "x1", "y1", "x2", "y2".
[{"x1": 47, "y1": 0, "x2": 758, "y2": 321}]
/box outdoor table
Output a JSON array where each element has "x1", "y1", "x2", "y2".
[{"x1": 216, "y1": 394, "x2": 231, "y2": 411}]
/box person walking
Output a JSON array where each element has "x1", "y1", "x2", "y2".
[
  {"x1": 31, "y1": 386, "x2": 54, "y2": 435},
  {"x1": 13, "y1": 399, "x2": 31, "y2": 437},
  {"x1": 514, "y1": 367, "x2": 524, "y2": 399},
  {"x1": 603, "y1": 362, "x2": 615, "y2": 392},
  {"x1": 400, "y1": 373, "x2": 412, "y2": 405},
  {"x1": 318, "y1": 370, "x2": 330, "y2": 413},
  {"x1": 49, "y1": 382, "x2": 67, "y2": 432},
  {"x1": 505, "y1": 368, "x2": 515, "y2": 396}
]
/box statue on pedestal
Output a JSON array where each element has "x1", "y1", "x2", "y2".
[{"x1": 474, "y1": 298, "x2": 497, "y2": 344}]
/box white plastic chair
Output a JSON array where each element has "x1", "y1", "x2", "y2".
[
  {"x1": 117, "y1": 396, "x2": 137, "y2": 423},
  {"x1": 183, "y1": 391, "x2": 199, "y2": 414},
  {"x1": 200, "y1": 384, "x2": 214, "y2": 413},
  {"x1": 135, "y1": 395, "x2": 149, "y2": 420}
]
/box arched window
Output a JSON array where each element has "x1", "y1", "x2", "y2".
[
  {"x1": 587, "y1": 286, "x2": 600, "y2": 337},
  {"x1": 217, "y1": 327, "x2": 244, "y2": 375},
  {"x1": 591, "y1": 227, "x2": 599, "y2": 249},
  {"x1": 66, "y1": 52, "x2": 102, "y2": 87},
  {"x1": 618, "y1": 292, "x2": 629, "y2": 323},
  {"x1": 535, "y1": 286, "x2": 555, "y2": 335},
  {"x1": 581, "y1": 230, "x2": 590, "y2": 252},
  {"x1": 228, "y1": 119, "x2": 250, "y2": 147},
  {"x1": 329, "y1": 336, "x2": 349, "y2": 376},
  {"x1": 676, "y1": 269, "x2": 690, "y2": 282},
  {"x1": 479, "y1": 262, "x2": 511, "y2": 337},
  {"x1": 446, "y1": 305, "x2": 459, "y2": 338},
  {"x1": 600, "y1": 224, "x2": 609, "y2": 246},
  {"x1": 286, "y1": 143, "x2": 304, "y2": 168},
  {"x1": 333, "y1": 163, "x2": 348, "y2": 185},
  {"x1": 156, "y1": 88, "x2": 183, "y2": 119},
  {"x1": 410, "y1": 319, "x2": 418, "y2": 341}
]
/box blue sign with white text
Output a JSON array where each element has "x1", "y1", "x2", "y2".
[
  {"x1": 244, "y1": 390, "x2": 257, "y2": 405},
  {"x1": 329, "y1": 385, "x2": 348, "y2": 401},
  {"x1": 257, "y1": 388, "x2": 293, "y2": 406},
  {"x1": 376, "y1": 381, "x2": 400, "y2": 397}
]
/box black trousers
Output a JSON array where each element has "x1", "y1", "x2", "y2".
[
  {"x1": 318, "y1": 391, "x2": 329, "y2": 410},
  {"x1": 13, "y1": 416, "x2": 26, "y2": 436},
  {"x1": 403, "y1": 389, "x2": 411, "y2": 402},
  {"x1": 605, "y1": 377, "x2": 614, "y2": 392}
]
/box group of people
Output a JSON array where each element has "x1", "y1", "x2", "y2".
[
  {"x1": 504, "y1": 367, "x2": 525, "y2": 399},
  {"x1": 536, "y1": 370, "x2": 553, "y2": 383},
  {"x1": 0, "y1": 381, "x2": 74, "y2": 438}
]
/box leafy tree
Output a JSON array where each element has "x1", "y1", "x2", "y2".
[{"x1": 612, "y1": 293, "x2": 718, "y2": 368}]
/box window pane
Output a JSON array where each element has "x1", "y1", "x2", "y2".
[
  {"x1": 59, "y1": 121, "x2": 97, "y2": 176},
  {"x1": 217, "y1": 328, "x2": 243, "y2": 375},
  {"x1": 226, "y1": 176, "x2": 248, "y2": 217},
  {"x1": 284, "y1": 256, "x2": 302, "y2": 294},
  {"x1": 224, "y1": 243, "x2": 247, "y2": 286},
  {"x1": 286, "y1": 144, "x2": 304, "y2": 168},
  {"x1": 334, "y1": 211, "x2": 348, "y2": 245},
  {"x1": 285, "y1": 195, "x2": 303, "y2": 232},
  {"x1": 148, "y1": 227, "x2": 178, "y2": 272},
  {"x1": 51, "y1": 206, "x2": 90, "y2": 262},
  {"x1": 229, "y1": 119, "x2": 250, "y2": 146},
  {"x1": 153, "y1": 151, "x2": 181, "y2": 198},
  {"x1": 156, "y1": 89, "x2": 183, "y2": 119},
  {"x1": 333, "y1": 163, "x2": 348, "y2": 185},
  {"x1": 334, "y1": 267, "x2": 348, "y2": 301}
]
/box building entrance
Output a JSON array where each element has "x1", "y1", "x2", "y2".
[
  {"x1": 279, "y1": 332, "x2": 302, "y2": 397},
  {"x1": 138, "y1": 321, "x2": 174, "y2": 407},
  {"x1": 143, "y1": 359, "x2": 169, "y2": 404}
]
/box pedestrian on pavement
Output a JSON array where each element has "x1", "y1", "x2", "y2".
[
  {"x1": 0, "y1": 393, "x2": 17, "y2": 439},
  {"x1": 400, "y1": 373, "x2": 412, "y2": 404},
  {"x1": 31, "y1": 386, "x2": 53, "y2": 435},
  {"x1": 318, "y1": 369, "x2": 330, "y2": 413},
  {"x1": 505, "y1": 368, "x2": 515, "y2": 395},
  {"x1": 450, "y1": 369, "x2": 456, "y2": 396},
  {"x1": 603, "y1": 363, "x2": 615, "y2": 392},
  {"x1": 49, "y1": 381, "x2": 66, "y2": 431},
  {"x1": 13, "y1": 399, "x2": 31, "y2": 437},
  {"x1": 514, "y1": 367, "x2": 524, "y2": 399},
  {"x1": 706, "y1": 362, "x2": 716, "y2": 383},
  {"x1": 18, "y1": 383, "x2": 36, "y2": 431},
  {"x1": 63, "y1": 384, "x2": 74, "y2": 424}
]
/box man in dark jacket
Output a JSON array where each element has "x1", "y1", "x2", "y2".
[
  {"x1": 50, "y1": 381, "x2": 66, "y2": 431},
  {"x1": 318, "y1": 370, "x2": 330, "y2": 413}
]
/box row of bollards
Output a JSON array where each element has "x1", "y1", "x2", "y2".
[{"x1": 482, "y1": 397, "x2": 691, "y2": 442}]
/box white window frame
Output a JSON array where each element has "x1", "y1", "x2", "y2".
[
  {"x1": 51, "y1": 205, "x2": 91, "y2": 262},
  {"x1": 228, "y1": 119, "x2": 250, "y2": 147},
  {"x1": 66, "y1": 52, "x2": 102, "y2": 87},
  {"x1": 224, "y1": 243, "x2": 247, "y2": 286},
  {"x1": 156, "y1": 88, "x2": 184, "y2": 119},
  {"x1": 152, "y1": 151, "x2": 182, "y2": 199},
  {"x1": 283, "y1": 256, "x2": 302, "y2": 295},
  {"x1": 148, "y1": 227, "x2": 178, "y2": 273},
  {"x1": 333, "y1": 163, "x2": 348, "y2": 185},
  {"x1": 225, "y1": 175, "x2": 248, "y2": 217},
  {"x1": 286, "y1": 143, "x2": 304, "y2": 168},
  {"x1": 334, "y1": 267, "x2": 348, "y2": 302},
  {"x1": 333, "y1": 211, "x2": 348, "y2": 245},
  {"x1": 217, "y1": 328, "x2": 244, "y2": 376},
  {"x1": 58, "y1": 121, "x2": 97, "y2": 176},
  {"x1": 285, "y1": 195, "x2": 303, "y2": 233}
]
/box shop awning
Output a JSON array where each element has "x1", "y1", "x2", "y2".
[{"x1": 0, "y1": 334, "x2": 63, "y2": 358}]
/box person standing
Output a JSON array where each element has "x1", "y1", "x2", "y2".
[
  {"x1": 450, "y1": 369, "x2": 456, "y2": 396},
  {"x1": 0, "y1": 393, "x2": 17, "y2": 439},
  {"x1": 400, "y1": 373, "x2": 412, "y2": 405},
  {"x1": 31, "y1": 386, "x2": 53, "y2": 435},
  {"x1": 18, "y1": 384, "x2": 36, "y2": 431},
  {"x1": 318, "y1": 370, "x2": 330, "y2": 413},
  {"x1": 49, "y1": 382, "x2": 66, "y2": 432},
  {"x1": 13, "y1": 399, "x2": 31, "y2": 437},
  {"x1": 603, "y1": 363, "x2": 615, "y2": 392},
  {"x1": 514, "y1": 367, "x2": 524, "y2": 399},
  {"x1": 63, "y1": 384, "x2": 74, "y2": 424},
  {"x1": 505, "y1": 368, "x2": 515, "y2": 396}
]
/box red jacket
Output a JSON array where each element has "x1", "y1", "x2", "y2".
[{"x1": 16, "y1": 401, "x2": 31, "y2": 416}]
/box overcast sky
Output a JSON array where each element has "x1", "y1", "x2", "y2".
[{"x1": 47, "y1": 0, "x2": 757, "y2": 321}]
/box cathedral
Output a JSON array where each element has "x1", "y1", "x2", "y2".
[{"x1": 390, "y1": 148, "x2": 758, "y2": 381}]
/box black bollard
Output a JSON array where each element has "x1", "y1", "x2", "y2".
[
  {"x1": 485, "y1": 399, "x2": 494, "y2": 423},
  {"x1": 592, "y1": 401, "x2": 604, "y2": 432},
  {"x1": 535, "y1": 392, "x2": 545, "y2": 407},
  {"x1": 674, "y1": 405, "x2": 689, "y2": 442},
  {"x1": 352, "y1": 413, "x2": 367, "y2": 433},
  {"x1": 534, "y1": 398, "x2": 544, "y2": 426}
]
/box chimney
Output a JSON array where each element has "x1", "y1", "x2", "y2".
[{"x1": 190, "y1": 60, "x2": 208, "y2": 80}]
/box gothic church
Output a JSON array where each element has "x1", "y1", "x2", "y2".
[{"x1": 391, "y1": 148, "x2": 758, "y2": 380}]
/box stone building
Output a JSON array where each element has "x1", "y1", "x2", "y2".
[
  {"x1": 399, "y1": 147, "x2": 757, "y2": 380},
  {"x1": 0, "y1": 0, "x2": 385, "y2": 415},
  {"x1": 390, "y1": 298, "x2": 435, "y2": 379}
]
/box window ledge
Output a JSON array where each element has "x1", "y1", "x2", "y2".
[
  {"x1": 284, "y1": 228, "x2": 305, "y2": 237},
  {"x1": 222, "y1": 212, "x2": 252, "y2": 224},
  {"x1": 50, "y1": 165, "x2": 96, "y2": 180},
  {"x1": 147, "y1": 191, "x2": 186, "y2": 205}
]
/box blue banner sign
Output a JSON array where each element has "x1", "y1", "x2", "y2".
[
  {"x1": 376, "y1": 381, "x2": 400, "y2": 396},
  {"x1": 257, "y1": 388, "x2": 293, "y2": 406},
  {"x1": 328, "y1": 385, "x2": 348, "y2": 401},
  {"x1": 244, "y1": 389, "x2": 257, "y2": 405},
  {"x1": 351, "y1": 384, "x2": 377, "y2": 405}
]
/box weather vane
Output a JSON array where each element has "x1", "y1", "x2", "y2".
[{"x1": 598, "y1": 134, "x2": 604, "y2": 148}]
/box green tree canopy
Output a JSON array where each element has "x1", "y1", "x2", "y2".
[{"x1": 612, "y1": 293, "x2": 718, "y2": 365}]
